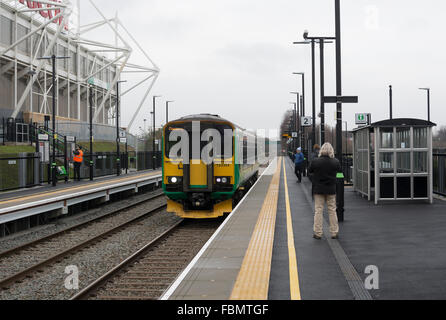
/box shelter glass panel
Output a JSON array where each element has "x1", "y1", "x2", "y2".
[
  {"x1": 380, "y1": 128, "x2": 394, "y2": 149},
  {"x1": 414, "y1": 152, "x2": 428, "y2": 173},
  {"x1": 414, "y1": 128, "x2": 428, "y2": 148},
  {"x1": 396, "y1": 128, "x2": 410, "y2": 149},
  {"x1": 397, "y1": 152, "x2": 411, "y2": 174},
  {"x1": 379, "y1": 152, "x2": 394, "y2": 174}
]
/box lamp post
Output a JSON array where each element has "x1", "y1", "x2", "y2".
[
  {"x1": 166, "y1": 100, "x2": 174, "y2": 123},
  {"x1": 290, "y1": 102, "x2": 298, "y2": 152},
  {"x1": 37, "y1": 55, "x2": 70, "y2": 187},
  {"x1": 299, "y1": 34, "x2": 335, "y2": 145},
  {"x1": 419, "y1": 88, "x2": 431, "y2": 122},
  {"x1": 152, "y1": 96, "x2": 161, "y2": 170},
  {"x1": 293, "y1": 40, "x2": 316, "y2": 148},
  {"x1": 116, "y1": 80, "x2": 127, "y2": 176}
]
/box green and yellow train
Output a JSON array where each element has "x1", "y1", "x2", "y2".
[{"x1": 162, "y1": 114, "x2": 260, "y2": 218}]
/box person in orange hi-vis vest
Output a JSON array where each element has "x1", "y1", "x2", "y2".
[{"x1": 73, "y1": 146, "x2": 83, "y2": 181}]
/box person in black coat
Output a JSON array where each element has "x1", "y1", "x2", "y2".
[{"x1": 308, "y1": 143, "x2": 341, "y2": 240}]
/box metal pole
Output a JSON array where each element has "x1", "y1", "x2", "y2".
[
  {"x1": 89, "y1": 87, "x2": 94, "y2": 181},
  {"x1": 319, "y1": 40, "x2": 325, "y2": 145},
  {"x1": 166, "y1": 101, "x2": 169, "y2": 123},
  {"x1": 152, "y1": 96, "x2": 156, "y2": 170},
  {"x1": 427, "y1": 89, "x2": 431, "y2": 122},
  {"x1": 64, "y1": 136, "x2": 68, "y2": 183},
  {"x1": 300, "y1": 95, "x2": 304, "y2": 150},
  {"x1": 389, "y1": 85, "x2": 393, "y2": 119},
  {"x1": 51, "y1": 55, "x2": 57, "y2": 187},
  {"x1": 116, "y1": 82, "x2": 120, "y2": 176},
  {"x1": 344, "y1": 121, "x2": 348, "y2": 154},
  {"x1": 125, "y1": 140, "x2": 128, "y2": 174},
  {"x1": 335, "y1": 0, "x2": 344, "y2": 222},
  {"x1": 311, "y1": 40, "x2": 316, "y2": 147}
]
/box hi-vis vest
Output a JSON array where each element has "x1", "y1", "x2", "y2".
[{"x1": 74, "y1": 150, "x2": 83, "y2": 163}]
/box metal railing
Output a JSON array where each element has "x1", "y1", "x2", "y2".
[{"x1": 433, "y1": 152, "x2": 446, "y2": 196}]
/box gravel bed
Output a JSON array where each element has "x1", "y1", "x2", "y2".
[
  {"x1": 0, "y1": 194, "x2": 166, "y2": 284},
  {"x1": 0, "y1": 209, "x2": 181, "y2": 300},
  {"x1": 0, "y1": 190, "x2": 163, "y2": 253}
]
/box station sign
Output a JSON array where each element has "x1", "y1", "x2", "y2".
[
  {"x1": 355, "y1": 113, "x2": 371, "y2": 125},
  {"x1": 291, "y1": 132, "x2": 298, "y2": 138},
  {"x1": 119, "y1": 131, "x2": 126, "y2": 138},
  {"x1": 66, "y1": 136, "x2": 75, "y2": 142},
  {"x1": 324, "y1": 96, "x2": 359, "y2": 104},
  {"x1": 301, "y1": 117, "x2": 313, "y2": 127},
  {"x1": 38, "y1": 134, "x2": 49, "y2": 141},
  {"x1": 119, "y1": 138, "x2": 127, "y2": 144}
]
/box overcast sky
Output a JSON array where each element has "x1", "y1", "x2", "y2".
[{"x1": 79, "y1": 0, "x2": 446, "y2": 136}]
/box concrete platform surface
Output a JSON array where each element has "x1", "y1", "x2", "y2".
[{"x1": 162, "y1": 156, "x2": 446, "y2": 300}]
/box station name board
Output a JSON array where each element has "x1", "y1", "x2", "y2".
[{"x1": 18, "y1": 0, "x2": 68, "y2": 30}]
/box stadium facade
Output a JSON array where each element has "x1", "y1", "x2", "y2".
[{"x1": 0, "y1": 0, "x2": 159, "y2": 139}]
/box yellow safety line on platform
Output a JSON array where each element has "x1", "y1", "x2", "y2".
[
  {"x1": 230, "y1": 158, "x2": 282, "y2": 300},
  {"x1": 0, "y1": 171, "x2": 160, "y2": 206},
  {"x1": 283, "y1": 157, "x2": 301, "y2": 300}
]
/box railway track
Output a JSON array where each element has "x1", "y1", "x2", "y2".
[
  {"x1": 71, "y1": 219, "x2": 222, "y2": 300},
  {"x1": 0, "y1": 193, "x2": 166, "y2": 291}
]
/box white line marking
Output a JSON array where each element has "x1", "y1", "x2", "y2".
[{"x1": 160, "y1": 158, "x2": 278, "y2": 300}]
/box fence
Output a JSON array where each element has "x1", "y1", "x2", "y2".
[
  {"x1": 0, "y1": 153, "x2": 40, "y2": 191},
  {"x1": 433, "y1": 152, "x2": 446, "y2": 196},
  {"x1": 0, "y1": 150, "x2": 162, "y2": 192}
]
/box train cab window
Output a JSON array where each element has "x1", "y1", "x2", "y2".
[{"x1": 165, "y1": 122, "x2": 234, "y2": 160}]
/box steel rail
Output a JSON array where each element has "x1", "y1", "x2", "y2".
[
  {"x1": 0, "y1": 200, "x2": 167, "y2": 290},
  {"x1": 0, "y1": 192, "x2": 165, "y2": 259},
  {"x1": 70, "y1": 220, "x2": 184, "y2": 300}
]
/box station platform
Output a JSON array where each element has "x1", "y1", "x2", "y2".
[
  {"x1": 0, "y1": 170, "x2": 162, "y2": 225},
  {"x1": 162, "y1": 157, "x2": 446, "y2": 300}
]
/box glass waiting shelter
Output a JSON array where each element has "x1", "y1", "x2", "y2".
[{"x1": 352, "y1": 119, "x2": 436, "y2": 204}]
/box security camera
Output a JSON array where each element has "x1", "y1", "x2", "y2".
[{"x1": 303, "y1": 30, "x2": 309, "y2": 39}]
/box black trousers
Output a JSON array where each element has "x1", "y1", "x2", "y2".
[
  {"x1": 295, "y1": 164, "x2": 303, "y2": 182},
  {"x1": 74, "y1": 162, "x2": 81, "y2": 181}
]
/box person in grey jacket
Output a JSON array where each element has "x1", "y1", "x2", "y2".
[{"x1": 308, "y1": 143, "x2": 341, "y2": 240}]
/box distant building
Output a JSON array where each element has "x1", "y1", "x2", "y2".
[{"x1": 0, "y1": 0, "x2": 158, "y2": 138}]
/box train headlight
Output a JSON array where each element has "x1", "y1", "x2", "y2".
[
  {"x1": 215, "y1": 176, "x2": 231, "y2": 185},
  {"x1": 168, "y1": 176, "x2": 182, "y2": 184}
]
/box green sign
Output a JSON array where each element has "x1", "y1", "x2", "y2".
[{"x1": 355, "y1": 113, "x2": 370, "y2": 125}]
